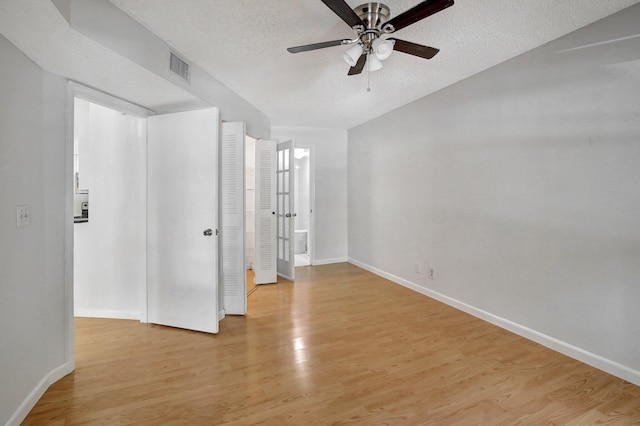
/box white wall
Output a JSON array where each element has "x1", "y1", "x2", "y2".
[
  {"x1": 349, "y1": 5, "x2": 640, "y2": 384},
  {"x1": 73, "y1": 99, "x2": 147, "y2": 319},
  {"x1": 271, "y1": 126, "x2": 348, "y2": 264},
  {"x1": 0, "y1": 35, "x2": 71, "y2": 425}
]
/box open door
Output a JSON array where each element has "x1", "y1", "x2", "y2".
[
  {"x1": 254, "y1": 139, "x2": 277, "y2": 284},
  {"x1": 220, "y1": 121, "x2": 246, "y2": 315},
  {"x1": 277, "y1": 140, "x2": 295, "y2": 280},
  {"x1": 147, "y1": 108, "x2": 219, "y2": 334}
]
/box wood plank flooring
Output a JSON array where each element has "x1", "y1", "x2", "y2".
[
  {"x1": 24, "y1": 263, "x2": 640, "y2": 425},
  {"x1": 247, "y1": 269, "x2": 257, "y2": 297}
]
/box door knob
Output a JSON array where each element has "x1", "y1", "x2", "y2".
[{"x1": 203, "y1": 228, "x2": 213, "y2": 236}]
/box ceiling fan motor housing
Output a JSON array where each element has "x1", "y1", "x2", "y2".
[
  {"x1": 354, "y1": 3, "x2": 390, "y2": 30},
  {"x1": 353, "y1": 3, "x2": 391, "y2": 49}
]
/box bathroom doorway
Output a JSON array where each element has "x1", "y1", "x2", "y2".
[{"x1": 293, "y1": 147, "x2": 313, "y2": 268}]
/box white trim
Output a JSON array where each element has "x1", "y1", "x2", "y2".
[
  {"x1": 6, "y1": 362, "x2": 73, "y2": 426},
  {"x1": 74, "y1": 310, "x2": 140, "y2": 320},
  {"x1": 348, "y1": 257, "x2": 640, "y2": 387},
  {"x1": 64, "y1": 82, "x2": 76, "y2": 378},
  {"x1": 313, "y1": 257, "x2": 348, "y2": 266},
  {"x1": 218, "y1": 309, "x2": 226, "y2": 322},
  {"x1": 68, "y1": 81, "x2": 155, "y2": 118}
]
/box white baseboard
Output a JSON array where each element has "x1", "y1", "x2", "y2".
[
  {"x1": 312, "y1": 257, "x2": 348, "y2": 266},
  {"x1": 74, "y1": 309, "x2": 140, "y2": 320},
  {"x1": 6, "y1": 362, "x2": 73, "y2": 426},
  {"x1": 348, "y1": 257, "x2": 640, "y2": 387}
]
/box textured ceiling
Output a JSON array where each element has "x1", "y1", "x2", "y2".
[
  {"x1": 2, "y1": 0, "x2": 639, "y2": 129},
  {"x1": 108, "y1": 0, "x2": 640, "y2": 129}
]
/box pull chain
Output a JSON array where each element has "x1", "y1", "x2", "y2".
[{"x1": 367, "y1": 57, "x2": 371, "y2": 92}]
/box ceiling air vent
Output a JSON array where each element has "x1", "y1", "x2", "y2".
[{"x1": 169, "y1": 52, "x2": 190, "y2": 82}]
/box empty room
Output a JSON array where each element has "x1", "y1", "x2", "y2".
[{"x1": 1, "y1": 0, "x2": 639, "y2": 424}]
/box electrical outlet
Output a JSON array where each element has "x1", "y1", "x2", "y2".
[
  {"x1": 17, "y1": 205, "x2": 31, "y2": 228},
  {"x1": 428, "y1": 267, "x2": 435, "y2": 280},
  {"x1": 414, "y1": 263, "x2": 421, "y2": 274}
]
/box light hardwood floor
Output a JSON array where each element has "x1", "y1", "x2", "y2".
[
  {"x1": 247, "y1": 269, "x2": 257, "y2": 296},
  {"x1": 24, "y1": 263, "x2": 640, "y2": 425}
]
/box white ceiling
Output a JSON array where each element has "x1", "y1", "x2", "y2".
[{"x1": 2, "y1": 0, "x2": 640, "y2": 129}]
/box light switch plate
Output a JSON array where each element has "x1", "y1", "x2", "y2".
[{"x1": 17, "y1": 205, "x2": 31, "y2": 228}]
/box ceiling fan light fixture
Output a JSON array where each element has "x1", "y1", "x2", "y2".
[
  {"x1": 373, "y1": 38, "x2": 395, "y2": 60},
  {"x1": 286, "y1": 0, "x2": 454, "y2": 77},
  {"x1": 367, "y1": 54, "x2": 383, "y2": 72},
  {"x1": 343, "y1": 43, "x2": 363, "y2": 66}
]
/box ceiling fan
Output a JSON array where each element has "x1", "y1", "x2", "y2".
[{"x1": 287, "y1": 0, "x2": 454, "y2": 76}]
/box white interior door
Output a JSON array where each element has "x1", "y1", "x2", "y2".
[
  {"x1": 221, "y1": 121, "x2": 246, "y2": 315},
  {"x1": 277, "y1": 140, "x2": 295, "y2": 280},
  {"x1": 147, "y1": 108, "x2": 219, "y2": 334},
  {"x1": 254, "y1": 139, "x2": 277, "y2": 284}
]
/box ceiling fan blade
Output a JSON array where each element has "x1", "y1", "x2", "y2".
[
  {"x1": 348, "y1": 54, "x2": 367, "y2": 76},
  {"x1": 390, "y1": 38, "x2": 440, "y2": 59},
  {"x1": 382, "y1": 0, "x2": 454, "y2": 33},
  {"x1": 287, "y1": 39, "x2": 349, "y2": 53},
  {"x1": 321, "y1": 0, "x2": 365, "y2": 28}
]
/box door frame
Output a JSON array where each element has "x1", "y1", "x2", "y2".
[{"x1": 65, "y1": 82, "x2": 155, "y2": 367}]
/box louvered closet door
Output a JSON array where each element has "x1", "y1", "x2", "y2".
[
  {"x1": 254, "y1": 139, "x2": 277, "y2": 284},
  {"x1": 220, "y1": 122, "x2": 246, "y2": 315}
]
